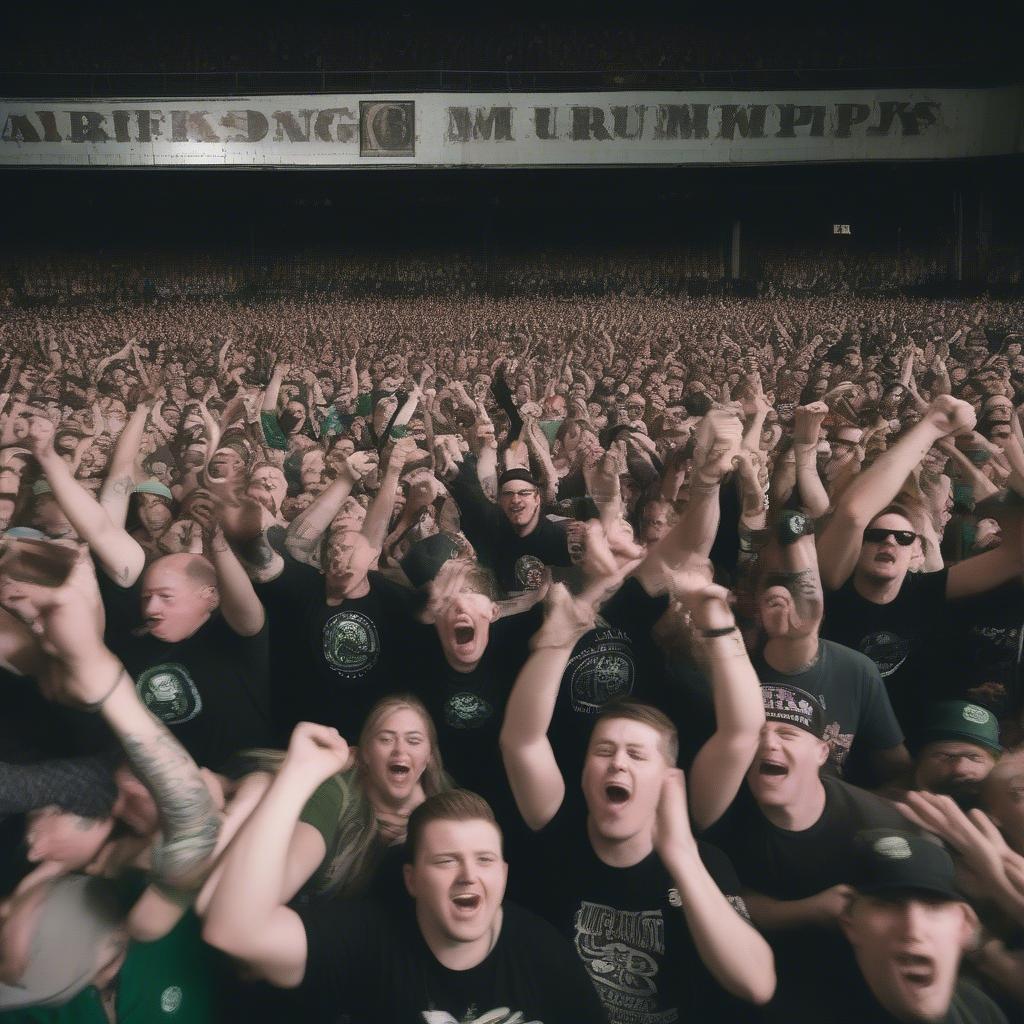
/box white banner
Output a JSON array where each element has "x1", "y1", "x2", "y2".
[{"x1": 1, "y1": 87, "x2": 1021, "y2": 167}]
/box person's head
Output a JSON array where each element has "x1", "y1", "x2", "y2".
[
  {"x1": 246, "y1": 463, "x2": 288, "y2": 516},
  {"x1": 971, "y1": 517, "x2": 1002, "y2": 553},
  {"x1": 326, "y1": 436, "x2": 357, "y2": 477},
  {"x1": 640, "y1": 499, "x2": 677, "y2": 545},
  {"x1": 496, "y1": 471, "x2": 541, "y2": 537},
  {"x1": 0, "y1": 875, "x2": 126, "y2": 1010},
  {"x1": 24, "y1": 808, "x2": 113, "y2": 872},
  {"x1": 30, "y1": 494, "x2": 76, "y2": 541},
  {"x1": 841, "y1": 831, "x2": 977, "y2": 1022},
  {"x1": 981, "y1": 748, "x2": 1024, "y2": 853},
  {"x1": 300, "y1": 448, "x2": 326, "y2": 492},
  {"x1": 913, "y1": 702, "x2": 1001, "y2": 800},
  {"x1": 855, "y1": 507, "x2": 920, "y2": 590},
  {"x1": 207, "y1": 446, "x2": 246, "y2": 485},
  {"x1": 424, "y1": 560, "x2": 500, "y2": 673},
  {"x1": 582, "y1": 703, "x2": 678, "y2": 851},
  {"x1": 280, "y1": 400, "x2": 307, "y2": 435},
  {"x1": 358, "y1": 695, "x2": 444, "y2": 811},
  {"x1": 140, "y1": 553, "x2": 219, "y2": 642},
  {"x1": 323, "y1": 530, "x2": 377, "y2": 600},
  {"x1": 747, "y1": 686, "x2": 829, "y2": 814},
  {"x1": 134, "y1": 492, "x2": 173, "y2": 538},
  {"x1": 403, "y1": 791, "x2": 507, "y2": 950}
]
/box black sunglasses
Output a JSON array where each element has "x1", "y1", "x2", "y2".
[{"x1": 863, "y1": 527, "x2": 917, "y2": 546}]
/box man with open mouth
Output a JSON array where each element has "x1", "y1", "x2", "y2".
[
  {"x1": 501, "y1": 581, "x2": 776, "y2": 1022},
  {"x1": 836, "y1": 828, "x2": 1004, "y2": 1023},
  {"x1": 818, "y1": 394, "x2": 1024, "y2": 741},
  {"x1": 695, "y1": 683, "x2": 910, "y2": 1021},
  {"x1": 205, "y1": 775, "x2": 606, "y2": 1023}
]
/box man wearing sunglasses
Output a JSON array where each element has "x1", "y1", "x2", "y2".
[{"x1": 817, "y1": 395, "x2": 1024, "y2": 742}]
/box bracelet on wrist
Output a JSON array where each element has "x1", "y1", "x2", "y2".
[
  {"x1": 700, "y1": 625, "x2": 738, "y2": 638},
  {"x1": 81, "y1": 666, "x2": 128, "y2": 713}
]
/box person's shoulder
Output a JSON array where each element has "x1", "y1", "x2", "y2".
[
  {"x1": 901, "y1": 568, "x2": 949, "y2": 598},
  {"x1": 499, "y1": 900, "x2": 577, "y2": 952},
  {"x1": 950, "y1": 978, "x2": 1009, "y2": 1024},
  {"x1": 820, "y1": 638, "x2": 883, "y2": 679},
  {"x1": 823, "y1": 775, "x2": 906, "y2": 827}
]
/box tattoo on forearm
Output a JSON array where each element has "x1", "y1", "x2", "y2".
[
  {"x1": 111, "y1": 475, "x2": 134, "y2": 497},
  {"x1": 119, "y1": 729, "x2": 219, "y2": 888}
]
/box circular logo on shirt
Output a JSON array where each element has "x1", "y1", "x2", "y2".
[
  {"x1": 962, "y1": 704, "x2": 991, "y2": 725},
  {"x1": 160, "y1": 986, "x2": 182, "y2": 1014},
  {"x1": 874, "y1": 835, "x2": 912, "y2": 861},
  {"x1": 322, "y1": 611, "x2": 380, "y2": 678},
  {"x1": 445, "y1": 691, "x2": 493, "y2": 729},
  {"x1": 136, "y1": 664, "x2": 202, "y2": 725},
  {"x1": 513, "y1": 554, "x2": 546, "y2": 591},
  {"x1": 859, "y1": 631, "x2": 912, "y2": 678},
  {"x1": 568, "y1": 630, "x2": 635, "y2": 714}
]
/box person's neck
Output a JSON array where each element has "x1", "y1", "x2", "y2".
[
  {"x1": 853, "y1": 569, "x2": 906, "y2": 605},
  {"x1": 758, "y1": 779, "x2": 827, "y2": 831},
  {"x1": 763, "y1": 635, "x2": 821, "y2": 674},
  {"x1": 511, "y1": 513, "x2": 540, "y2": 538},
  {"x1": 586, "y1": 815, "x2": 654, "y2": 868},
  {"x1": 369, "y1": 781, "x2": 426, "y2": 824},
  {"x1": 418, "y1": 906, "x2": 503, "y2": 971}
]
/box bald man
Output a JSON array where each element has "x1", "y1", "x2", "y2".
[{"x1": 65, "y1": 552, "x2": 272, "y2": 771}]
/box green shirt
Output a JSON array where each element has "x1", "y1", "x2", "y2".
[{"x1": 0, "y1": 913, "x2": 222, "y2": 1024}]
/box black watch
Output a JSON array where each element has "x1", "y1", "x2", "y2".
[{"x1": 777, "y1": 509, "x2": 815, "y2": 547}]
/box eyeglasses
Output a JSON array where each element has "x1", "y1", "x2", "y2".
[
  {"x1": 863, "y1": 528, "x2": 917, "y2": 546},
  {"x1": 499, "y1": 488, "x2": 538, "y2": 500}
]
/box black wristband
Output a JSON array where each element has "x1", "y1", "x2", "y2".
[
  {"x1": 700, "y1": 626, "x2": 738, "y2": 638},
  {"x1": 777, "y1": 509, "x2": 815, "y2": 547}
]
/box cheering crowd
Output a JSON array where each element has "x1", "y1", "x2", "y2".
[{"x1": 1, "y1": 271, "x2": 1024, "y2": 1023}]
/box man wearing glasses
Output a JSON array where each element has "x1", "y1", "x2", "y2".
[
  {"x1": 817, "y1": 395, "x2": 1024, "y2": 742},
  {"x1": 443, "y1": 463, "x2": 571, "y2": 594}
]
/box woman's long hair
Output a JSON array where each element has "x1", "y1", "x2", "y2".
[{"x1": 245, "y1": 694, "x2": 450, "y2": 900}]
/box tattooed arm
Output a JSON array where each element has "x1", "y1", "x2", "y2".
[{"x1": 21, "y1": 414, "x2": 145, "y2": 586}]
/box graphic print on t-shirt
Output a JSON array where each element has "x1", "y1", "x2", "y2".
[
  {"x1": 136, "y1": 663, "x2": 202, "y2": 724},
  {"x1": 322, "y1": 610, "x2": 381, "y2": 678},
  {"x1": 422, "y1": 1010, "x2": 543, "y2": 1023},
  {"x1": 568, "y1": 628, "x2": 636, "y2": 714},
  {"x1": 859, "y1": 631, "x2": 911, "y2": 678},
  {"x1": 444, "y1": 691, "x2": 494, "y2": 729},
  {"x1": 574, "y1": 901, "x2": 666, "y2": 1023},
  {"x1": 823, "y1": 720, "x2": 855, "y2": 768},
  {"x1": 514, "y1": 554, "x2": 547, "y2": 591}
]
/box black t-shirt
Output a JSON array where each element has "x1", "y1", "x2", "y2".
[
  {"x1": 107, "y1": 614, "x2": 272, "y2": 770},
  {"x1": 705, "y1": 774, "x2": 909, "y2": 1023},
  {"x1": 299, "y1": 897, "x2": 607, "y2": 1024},
  {"x1": 754, "y1": 639, "x2": 904, "y2": 785},
  {"x1": 523, "y1": 801, "x2": 756, "y2": 1024},
  {"x1": 405, "y1": 608, "x2": 541, "y2": 829},
  {"x1": 945, "y1": 583, "x2": 1024, "y2": 721},
  {"x1": 822, "y1": 569, "x2": 951, "y2": 740},
  {"x1": 549, "y1": 578, "x2": 674, "y2": 782},
  {"x1": 446, "y1": 456, "x2": 571, "y2": 593},
  {"x1": 258, "y1": 556, "x2": 416, "y2": 742}
]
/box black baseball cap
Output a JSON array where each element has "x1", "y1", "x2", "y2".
[
  {"x1": 497, "y1": 469, "x2": 538, "y2": 490},
  {"x1": 853, "y1": 829, "x2": 961, "y2": 902},
  {"x1": 761, "y1": 684, "x2": 827, "y2": 738},
  {"x1": 400, "y1": 533, "x2": 462, "y2": 589}
]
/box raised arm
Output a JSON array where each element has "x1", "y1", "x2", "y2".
[
  {"x1": 21, "y1": 414, "x2": 145, "y2": 586},
  {"x1": 816, "y1": 395, "x2": 975, "y2": 590},
  {"x1": 98, "y1": 399, "x2": 153, "y2": 526},
  {"x1": 362, "y1": 438, "x2": 418, "y2": 552},
  {"x1": 656, "y1": 771, "x2": 775, "y2": 1006},
  {"x1": 285, "y1": 451, "x2": 376, "y2": 567},
  {"x1": 634, "y1": 408, "x2": 742, "y2": 594},
  {"x1": 500, "y1": 584, "x2": 595, "y2": 830},
  {"x1": 203, "y1": 723, "x2": 350, "y2": 987},
  {"x1": 209, "y1": 525, "x2": 266, "y2": 637},
  {"x1": 791, "y1": 402, "x2": 831, "y2": 519},
  {"x1": 683, "y1": 578, "x2": 765, "y2": 831}
]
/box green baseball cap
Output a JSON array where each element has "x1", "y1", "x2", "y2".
[
  {"x1": 133, "y1": 478, "x2": 173, "y2": 501},
  {"x1": 919, "y1": 701, "x2": 1001, "y2": 754}
]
